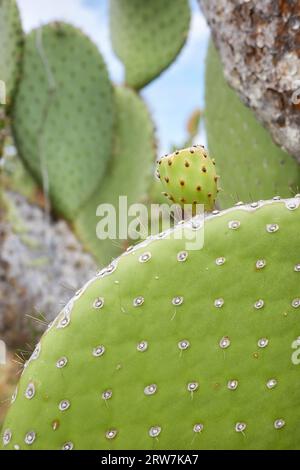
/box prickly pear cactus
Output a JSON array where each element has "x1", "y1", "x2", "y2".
[
  {"x1": 0, "y1": 189, "x2": 97, "y2": 347},
  {"x1": 75, "y1": 86, "x2": 156, "y2": 264},
  {"x1": 205, "y1": 43, "x2": 300, "y2": 209},
  {"x1": 186, "y1": 109, "x2": 202, "y2": 145},
  {"x1": 110, "y1": 0, "x2": 190, "y2": 89},
  {"x1": 0, "y1": 0, "x2": 23, "y2": 102},
  {"x1": 2, "y1": 195, "x2": 300, "y2": 450},
  {"x1": 0, "y1": 355, "x2": 18, "y2": 428},
  {"x1": 12, "y1": 22, "x2": 114, "y2": 220},
  {"x1": 157, "y1": 145, "x2": 218, "y2": 212},
  {"x1": 0, "y1": 0, "x2": 23, "y2": 157}
]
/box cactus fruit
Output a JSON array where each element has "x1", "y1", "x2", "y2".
[
  {"x1": 0, "y1": 0, "x2": 23, "y2": 103},
  {"x1": 157, "y1": 145, "x2": 218, "y2": 212},
  {"x1": 205, "y1": 42, "x2": 300, "y2": 209},
  {"x1": 74, "y1": 86, "x2": 156, "y2": 264},
  {"x1": 2, "y1": 194, "x2": 300, "y2": 450},
  {"x1": 199, "y1": 0, "x2": 300, "y2": 162},
  {"x1": 12, "y1": 22, "x2": 114, "y2": 220},
  {"x1": 110, "y1": 0, "x2": 190, "y2": 90}
]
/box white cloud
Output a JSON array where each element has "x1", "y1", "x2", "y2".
[{"x1": 16, "y1": 0, "x2": 123, "y2": 81}]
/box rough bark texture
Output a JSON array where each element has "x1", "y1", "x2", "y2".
[
  {"x1": 199, "y1": 0, "x2": 300, "y2": 162},
  {"x1": 0, "y1": 191, "x2": 97, "y2": 348}
]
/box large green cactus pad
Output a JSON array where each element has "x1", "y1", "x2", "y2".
[
  {"x1": 74, "y1": 86, "x2": 156, "y2": 264},
  {"x1": 205, "y1": 43, "x2": 300, "y2": 209},
  {"x1": 12, "y1": 22, "x2": 114, "y2": 220},
  {"x1": 0, "y1": 0, "x2": 23, "y2": 102},
  {"x1": 110, "y1": 0, "x2": 190, "y2": 89},
  {"x1": 2, "y1": 195, "x2": 300, "y2": 450}
]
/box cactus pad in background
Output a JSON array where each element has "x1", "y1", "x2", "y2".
[
  {"x1": 12, "y1": 22, "x2": 114, "y2": 220},
  {"x1": 1, "y1": 138, "x2": 41, "y2": 204},
  {"x1": 0, "y1": 0, "x2": 23, "y2": 157},
  {"x1": 199, "y1": 0, "x2": 300, "y2": 162},
  {"x1": 157, "y1": 145, "x2": 218, "y2": 212},
  {"x1": 205, "y1": 43, "x2": 300, "y2": 209},
  {"x1": 110, "y1": 0, "x2": 190, "y2": 90},
  {"x1": 75, "y1": 86, "x2": 156, "y2": 265},
  {"x1": 2, "y1": 195, "x2": 300, "y2": 450},
  {"x1": 0, "y1": 0, "x2": 23, "y2": 103}
]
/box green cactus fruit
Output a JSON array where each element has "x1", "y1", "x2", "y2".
[
  {"x1": 3, "y1": 195, "x2": 300, "y2": 450},
  {"x1": 149, "y1": 177, "x2": 170, "y2": 205},
  {"x1": 205, "y1": 42, "x2": 300, "y2": 209},
  {"x1": 157, "y1": 145, "x2": 218, "y2": 212},
  {"x1": 12, "y1": 22, "x2": 114, "y2": 220},
  {"x1": 74, "y1": 86, "x2": 156, "y2": 264},
  {"x1": 110, "y1": 0, "x2": 190, "y2": 90},
  {"x1": 0, "y1": 0, "x2": 23, "y2": 103}
]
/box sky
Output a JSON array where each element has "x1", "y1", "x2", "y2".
[{"x1": 16, "y1": 0, "x2": 210, "y2": 155}]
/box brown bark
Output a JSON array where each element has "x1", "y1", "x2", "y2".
[{"x1": 199, "y1": 0, "x2": 300, "y2": 162}]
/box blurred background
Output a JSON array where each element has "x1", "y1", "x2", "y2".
[
  {"x1": 18, "y1": 0, "x2": 209, "y2": 153},
  {"x1": 0, "y1": 0, "x2": 209, "y2": 427},
  {"x1": 1, "y1": 0, "x2": 299, "y2": 430}
]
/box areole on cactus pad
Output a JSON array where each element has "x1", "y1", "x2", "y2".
[{"x1": 2, "y1": 193, "x2": 300, "y2": 450}]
